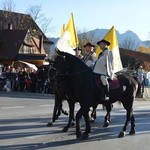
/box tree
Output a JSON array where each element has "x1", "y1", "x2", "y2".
[
  {"x1": 0, "y1": 0, "x2": 16, "y2": 12},
  {"x1": 26, "y1": 5, "x2": 52, "y2": 35},
  {"x1": 77, "y1": 29, "x2": 95, "y2": 55},
  {"x1": 137, "y1": 46, "x2": 150, "y2": 54},
  {"x1": 119, "y1": 36, "x2": 140, "y2": 50}
]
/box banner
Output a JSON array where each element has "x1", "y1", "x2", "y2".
[
  {"x1": 104, "y1": 26, "x2": 123, "y2": 73},
  {"x1": 56, "y1": 13, "x2": 79, "y2": 55}
]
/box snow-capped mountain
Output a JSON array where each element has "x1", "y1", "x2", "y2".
[{"x1": 49, "y1": 29, "x2": 150, "y2": 51}]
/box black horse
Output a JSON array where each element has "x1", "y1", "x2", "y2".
[
  {"x1": 36, "y1": 64, "x2": 70, "y2": 128},
  {"x1": 49, "y1": 50, "x2": 141, "y2": 140},
  {"x1": 48, "y1": 74, "x2": 77, "y2": 131}
]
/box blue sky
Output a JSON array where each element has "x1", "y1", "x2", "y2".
[{"x1": 10, "y1": 0, "x2": 150, "y2": 40}]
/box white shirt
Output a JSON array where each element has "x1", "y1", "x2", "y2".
[{"x1": 93, "y1": 49, "x2": 114, "y2": 79}]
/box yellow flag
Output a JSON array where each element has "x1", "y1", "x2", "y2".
[
  {"x1": 56, "y1": 13, "x2": 79, "y2": 55},
  {"x1": 95, "y1": 46, "x2": 102, "y2": 58},
  {"x1": 60, "y1": 24, "x2": 65, "y2": 37},
  {"x1": 65, "y1": 13, "x2": 79, "y2": 48},
  {"x1": 104, "y1": 26, "x2": 123, "y2": 73}
]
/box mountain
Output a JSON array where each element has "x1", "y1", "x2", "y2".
[{"x1": 49, "y1": 29, "x2": 150, "y2": 51}]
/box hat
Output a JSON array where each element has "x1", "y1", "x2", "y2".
[
  {"x1": 74, "y1": 47, "x2": 82, "y2": 51},
  {"x1": 97, "y1": 39, "x2": 110, "y2": 46},
  {"x1": 83, "y1": 42, "x2": 95, "y2": 47}
]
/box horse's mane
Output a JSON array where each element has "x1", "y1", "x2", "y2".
[{"x1": 64, "y1": 52, "x2": 90, "y2": 70}]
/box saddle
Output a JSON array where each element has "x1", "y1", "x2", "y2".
[{"x1": 95, "y1": 76, "x2": 120, "y2": 90}]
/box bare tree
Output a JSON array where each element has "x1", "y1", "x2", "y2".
[
  {"x1": 26, "y1": 5, "x2": 43, "y2": 21},
  {"x1": 119, "y1": 36, "x2": 140, "y2": 50},
  {"x1": 26, "y1": 5, "x2": 52, "y2": 35},
  {"x1": 0, "y1": 0, "x2": 16, "y2": 12},
  {"x1": 77, "y1": 29, "x2": 95, "y2": 54}
]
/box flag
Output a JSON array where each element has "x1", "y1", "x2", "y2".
[
  {"x1": 56, "y1": 13, "x2": 79, "y2": 55},
  {"x1": 66, "y1": 13, "x2": 79, "y2": 48},
  {"x1": 60, "y1": 24, "x2": 65, "y2": 37},
  {"x1": 95, "y1": 46, "x2": 102, "y2": 58},
  {"x1": 104, "y1": 26, "x2": 123, "y2": 73}
]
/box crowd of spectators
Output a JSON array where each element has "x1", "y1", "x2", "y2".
[{"x1": 0, "y1": 65, "x2": 51, "y2": 93}]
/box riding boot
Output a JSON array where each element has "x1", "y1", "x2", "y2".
[{"x1": 103, "y1": 85, "x2": 109, "y2": 101}]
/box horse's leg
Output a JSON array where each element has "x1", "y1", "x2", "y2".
[
  {"x1": 90, "y1": 104, "x2": 97, "y2": 123},
  {"x1": 129, "y1": 109, "x2": 136, "y2": 135},
  {"x1": 103, "y1": 103, "x2": 113, "y2": 127},
  {"x1": 80, "y1": 107, "x2": 91, "y2": 140},
  {"x1": 62, "y1": 102, "x2": 75, "y2": 132},
  {"x1": 75, "y1": 108, "x2": 83, "y2": 139},
  {"x1": 118, "y1": 100, "x2": 134, "y2": 138},
  {"x1": 47, "y1": 95, "x2": 60, "y2": 126},
  {"x1": 56, "y1": 103, "x2": 62, "y2": 118}
]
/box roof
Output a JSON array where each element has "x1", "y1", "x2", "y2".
[
  {"x1": 0, "y1": 10, "x2": 51, "y2": 42},
  {"x1": 0, "y1": 29, "x2": 27, "y2": 59},
  {"x1": 120, "y1": 48, "x2": 150, "y2": 62},
  {"x1": 120, "y1": 48, "x2": 150, "y2": 71}
]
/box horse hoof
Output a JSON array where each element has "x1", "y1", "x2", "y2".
[
  {"x1": 62, "y1": 126, "x2": 68, "y2": 132},
  {"x1": 80, "y1": 133, "x2": 89, "y2": 140},
  {"x1": 64, "y1": 111, "x2": 69, "y2": 116},
  {"x1": 76, "y1": 131, "x2": 82, "y2": 139},
  {"x1": 90, "y1": 119, "x2": 95, "y2": 123},
  {"x1": 47, "y1": 122, "x2": 53, "y2": 127},
  {"x1": 103, "y1": 121, "x2": 110, "y2": 127},
  {"x1": 118, "y1": 131, "x2": 126, "y2": 138},
  {"x1": 129, "y1": 129, "x2": 136, "y2": 135}
]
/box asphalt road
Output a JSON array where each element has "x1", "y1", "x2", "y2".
[{"x1": 0, "y1": 91, "x2": 150, "y2": 150}]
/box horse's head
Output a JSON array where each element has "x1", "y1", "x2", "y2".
[
  {"x1": 48, "y1": 49, "x2": 89, "y2": 80},
  {"x1": 48, "y1": 50, "x2": 68, "y2": 81}
]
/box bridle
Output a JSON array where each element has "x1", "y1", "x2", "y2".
[
  {"x1": 48, "y1": 54, "x2": 90, "y2": 81},
  {"x1": 48, "y1": 65, "x2": 63, "y2": 81}
]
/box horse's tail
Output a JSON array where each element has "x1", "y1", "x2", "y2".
[{"x1": 136, "y1": 80, "x2": 142, "y2": 98}]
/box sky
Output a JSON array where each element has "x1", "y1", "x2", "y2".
[{"x1": 3, "y1": 0, "x2": 150, "y2": 40}]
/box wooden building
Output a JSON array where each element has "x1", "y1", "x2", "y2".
[{"x1": 0, "y1": 10, "x2": 54, "y2": 67}]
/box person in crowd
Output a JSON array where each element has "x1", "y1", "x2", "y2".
[
  {"x1": 137, "y1": 65, "x2": 144, "y2": 85},
  {"x1": 11, "y1": 67, "x2": 17, "y2": 92},
  {"x1": 30, "y1": 69, "x2": 37, "y2": 92},
  {"x1": 82, "y1": 42, "x2": 97, "y2": 68},
  {"x1": 93, "y1": 39, "x2": 114, "y2": 101},
  {"x1": 25, "y1": 75, "x2": 31, "y2": 92},
  {"x1": 18, "y1": 68, "x2": 27, "y2": 91}
]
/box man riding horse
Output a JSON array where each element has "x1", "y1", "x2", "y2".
[{"x1": 93, "y1": 39, "x2": 114, "y2": 101}]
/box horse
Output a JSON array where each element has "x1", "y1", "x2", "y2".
[
  {"x1": 48, "y1": 64, "x2": 110, "y2": 132},
  {"x1": 36, "y1": 64, "x2": 71, "y2": 129},
  {"x1": 48, "y1": 50, "x2": 141, "y2": 140},
  {"x1": 48, "y1": 73, "x2": 77, "y2": 131}
]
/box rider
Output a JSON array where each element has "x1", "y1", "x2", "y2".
[
  {"x1": 82, "y1": 42, "x2": 97, "y2": 68},
  {"x1": 93, "y1": 39, "x2": 114, "y2": 101}
]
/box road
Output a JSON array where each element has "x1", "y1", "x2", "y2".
[{"x1": 0, "y1": 91, "x2": 150, "y2": 150}]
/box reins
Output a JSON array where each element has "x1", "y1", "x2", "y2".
[
  {"x1": 49, "y1": 53, "x2": 91, "y2": 80},
  {"x1": 49, "y1": 65, "x2": 90, "y2": 77}
]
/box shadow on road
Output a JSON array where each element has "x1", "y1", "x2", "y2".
[
  {"x1": 1, "y1": 108, "x2": 150, "y2": 149},
  {"x1": 0, "y1": 91, "x2": 54, "y2": 99}
]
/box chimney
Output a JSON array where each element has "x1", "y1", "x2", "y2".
[
  {"x1": 39, "y1": 35, "x2": 43, "y2": 54},
  {"x1": 7, "y1": 23, "x2": 12, "y2": 30}
]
